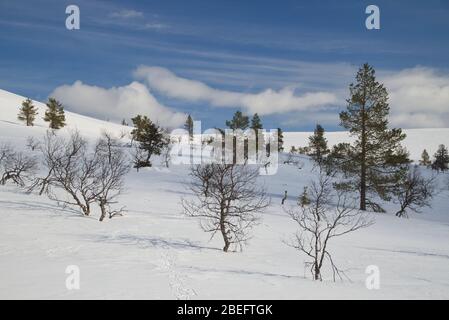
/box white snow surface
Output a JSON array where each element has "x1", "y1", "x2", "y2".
[{"x1": 1, "y1": 89, "x2": 449, "y2": 299}]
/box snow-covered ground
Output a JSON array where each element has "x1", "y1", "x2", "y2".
[{"x1": 1, "y1": 89, "x2": 449, "y2": 299}]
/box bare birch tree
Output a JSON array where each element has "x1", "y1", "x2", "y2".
[
  {"x1": 94, "y1": 134, "x2": 130, "y2": 221},
  {"x1": 394, "y1": 165, "x2": 435, "y2": 218},
  {"x1": 285, "y1": 170, "x2": 373, "y2": 281},
  {"x1": 32, "y1": 131, "x2": 129, "y2": 220},
  {"x1": 183, "y1": 163, "x2": 270, "y2": 252},
  {"x1": 29, "y1": 131, "x2": 64, "y2": 196},
  {"x1": 0, "y1": 144, "x2": 37, "y2": 187}
]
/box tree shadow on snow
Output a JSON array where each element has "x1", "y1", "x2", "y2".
[
  {"x1": 0, "y1": 199, "x2": 81, "y2": 216},
  {"x1": 88, "y1": 233, "x2": 222, "y2": 252},
  {"x1": 182, "y1": 265, "x2": 301, "y2": 280},
  {"x1": 358, "y1": 246, "x2": 449, "y2": 260}
]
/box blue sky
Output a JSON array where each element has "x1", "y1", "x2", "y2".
[{"x1": 1, "y1": 0, "x2": 449, "y2": 130}]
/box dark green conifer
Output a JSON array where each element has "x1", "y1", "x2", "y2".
[
  {"x1": 131, "y1": 115, "x2": 167, "y2": 168},
  {"x1": 308, "y1": 124, "x2": 329, "y2": 165},
  {"x1": 184, "y1": 114, "x2": 194, "y2": 140},
  {"x1": 432, "y1": 144, "x2": 449, "y2": 171},
  {"x1": 226, "y1": 111, "x2": 249, "y2": 130},
  {"x1": 419, "y1": 149, "x2": 431, "y2": 166},
  {"x1": 18, "y1": 98, "x2": 38, "y2": 126},
  {"x1": 337, "y1": 63, "x2": 409, "y2": 211},
  {"x1": 44, "y1": 98, "x2": 66, "y2": 129}
]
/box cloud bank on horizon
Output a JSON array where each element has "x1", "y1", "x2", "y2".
[
  {"x1": 50, "y1": 65, "x2": 449, "y2": 130},
  {"x1": 133, "y1": 66, "x2": 338, "y2": 116},
  {"x1": 50, "y1": 80, "x2": 186, "y2": 128}
]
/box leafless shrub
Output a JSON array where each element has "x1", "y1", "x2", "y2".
[
  {"x1": 26, "y1": 136, "x2": 41, "y2": 151},
  {"x1": 0, "y1": 144, "x2": 37, "y2": 187},
  {"x1": 394, "y1": 165, "x2": 436, "y2": 218},
  {"x1": 32, "y1": 130, "x2": 129, "y2": 220},
  {"x1": 0, "y1": 144, "x2": 13, "y2": 164},
  {"x1": 94, "y1": 134, "x2": 130, "y2": 221},
  {"x1": 44, "y1": 131, "x2": 93, "y2": 215},
  {"x1": 183, "y1": 163, "x2": 270, "y2": 252},
  {"x1": 285, "y1": 171, "x2": 373, "y2": 281},
  {"x1": 28, "y1": 131, "x2": 64, "y2": 195}
]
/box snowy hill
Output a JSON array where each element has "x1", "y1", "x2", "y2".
[
  {"x1": 2, "y1": 88, "x2": 448, "y2": 160},
  {"x1": 1, "y1": 88, "x2": 449, "y2": 299},
  {"x1": 0, "y1": 89, "x2": 130, "y2": 141}
]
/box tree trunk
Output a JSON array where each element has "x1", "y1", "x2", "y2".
[
  {"x1": 0, "y1": 173, "x2": 7, "y2": 185},
  {"x1": 360, "y1": 163, "x2": 367, "y2": 210},
  {"x1": 220, "y1": 208, "x2": 230, "y2": 252},
  {"x1": 221, "y1": 221, "x2": 230, "y2": 252},
  {"x1": 145, "y1": 152, "x2": 152, "y2": 167},
  {"x1": 38, "y1": 169, "x2": 53, "y2": 196},
  {"x1": 281, "y1": 190, "x2": 287, "y2": 205},
  {"x1": 223, "y1": 238, "x2": 230, "y2": 252},
  {"x1": 99, "y1": 198, "x2": 107, "y2": 222},
  {"x1": 395, "y1": 204, "x2": 407, "y2": 217},
  {"x1": 314, "y1": 260, "x2": 320, "y2": 280},
  {"x1": 233, "y1": 135, "x2": 237, "y2": 165},
  {"x1": 69, "y1": 191, "x2": 90, "y2": 216},
  {"x1": 38, "y1": 181, "x2": 47, "y2": 196},
  {"x1": 360, "y1": 96, "x2": 367, "y2": 211},
  {"x1": 255, "y1": 132, "x2": 259, "y2": 161},
  {"x1": 83, "y1": 203, "x2": 90, "y2": 216}
]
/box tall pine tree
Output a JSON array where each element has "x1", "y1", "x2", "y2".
[
  {"x1": 131, "y1": 115, "x2": 167, "y2": 168},
  {"x1": 419, "y1": 149, "x2": 431, "y2": 166},
  {"x1": 277, "y1": 128, "x2": 284, "y2": 152},
  {"x1": 338, "y1": 63, "x2": 409, "y2": 211},
  {"x1": 18, "y1": 98, "x2": 38, "y2": 126},
  {"x1": 250, "y1": 113, "x2": 262, "y2": 131},
  {"x1": 308, "y1": 124, "x2": 329, "y2": 165},
  {"x1": 226, "y1": 111, "x2": 249, "y2": 130},
  {"x1": 44, "y1": 98, "x2": 66, "y2": 129},
  {"x1": 250, "y1": 113, "x2": 263, "y2": 158},
  {"x1": 184, "y1": 114, "x2": 194, "y2": 140},
  {"x1": 432, "y1": 144, "x2": 449, "y2": 171},
  {"x1": 226, "y1": 111, "x2": 249, "y2": 163}
]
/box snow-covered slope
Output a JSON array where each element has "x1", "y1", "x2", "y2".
[
  {"x1": 1, "y1": 89, "x2": 449, "y2": 299},
  {"x1": 0, "y1": 88, "x2": 130, "y2": 140},
  {"x1": 1, "y1": 88, "x2": 448, "y2": 160}
]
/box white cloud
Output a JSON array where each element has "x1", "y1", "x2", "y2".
[
  {"x1": 134, "y1": 66, "x2": 338, "y2": 116},
  {"x1": 388, "y1": 112, "x2": 447, "y2": 128},
  {"x1": 381, "y1": 67, "x2": 449, "y2": 128},
  {"x1": 50, "y1": 81, "x2": 186, "y2": 128},
  {"x1": 143, "y1": 23, "x2": 168, "y2": 30},
  {"x1": 109, "y1": 10, "x2": 144, "y2": 19},
  {"x1": 49, "y1": 65, "x2": 449, "y2": 131}
]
